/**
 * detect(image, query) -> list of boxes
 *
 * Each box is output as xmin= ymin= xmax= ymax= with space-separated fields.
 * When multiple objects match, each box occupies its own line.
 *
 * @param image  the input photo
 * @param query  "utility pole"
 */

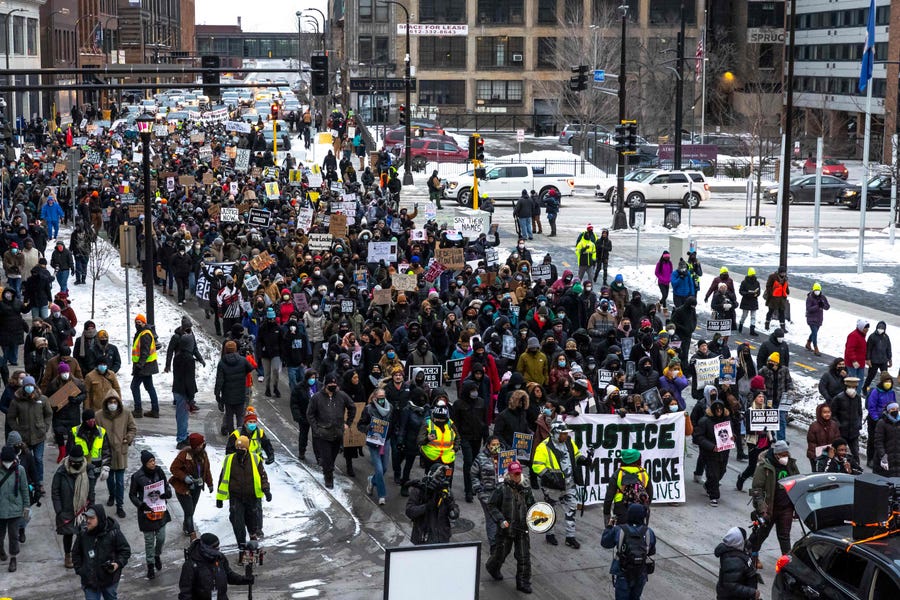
xmin=612 ymin=4 xmax=629 ymax=230
xmin=778 ymin=0 xmax=798 ymax=270
xmin=673 ymin=0 xmax=686 ymax=170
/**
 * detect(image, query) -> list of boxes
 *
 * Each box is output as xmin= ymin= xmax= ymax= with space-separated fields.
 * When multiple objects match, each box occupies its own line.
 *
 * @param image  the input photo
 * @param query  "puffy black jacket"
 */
xmin=818 ymin=359 xmax=846 ymax=404
xmin=493 ymin=407 xmax=531 ymax=449
xmin=405 ymin=481 xmax=459 ymax=545
xmin=756 ymin=328 xmax=789 ymax=370
xmin=255 ymin=320 xmax=282 ymax=359
xmin=307 ymin=389 xmax=356 ymax=442
xmin=453 ymin=381 xmax=486 ymax=442
xmin=867 ymin=323 xmax=893 ymax=364
xmin=23 ymin=265 xmax=54 ymax=307
xmin=715 ymin=543 xmax=758 ymax=599
xmin=692 ymin=400 xmax=732 ymax=455
xmin=214 ymin=353 xmax=253 ymax=405
xmin=0 ymin=296 xmax=28 ymax=346
xmin=170 ymin=251 xmax=193 ymax=278
xmin=178 ymin=538 xmax=251 ymax=600
xmin=875 ymin=415 xmax=900 ymax=477
xmin=72 ymin=506 xmax=131 ymax=591
xmin=830 ymin=390 xmax=863 ymax=441
xmin=128 ymin=465 xmax=172 ymax=532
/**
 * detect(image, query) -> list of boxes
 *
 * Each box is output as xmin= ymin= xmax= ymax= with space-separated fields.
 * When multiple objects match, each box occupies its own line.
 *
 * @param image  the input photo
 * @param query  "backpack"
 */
xmin=617 ymin=524 xmax=654 ymax=579
xmin=618 ymin=468 xmax=651 ymax=510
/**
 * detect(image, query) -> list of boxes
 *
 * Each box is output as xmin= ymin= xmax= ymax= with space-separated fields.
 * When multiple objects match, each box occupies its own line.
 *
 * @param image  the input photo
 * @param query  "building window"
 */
xmin=374 ymin=36 xmax=390 ymax=62
xmin=359 ymin=0 xmax=373 ymax=20
xmin=564 ymin=0 xmax=582 ymax=24
xmin=419 ymin=80 xmax=465 ymax=104
xmin=537 ymin=37 xmax=556 ymax=68
xmin=359 ymin=35 xmax=373 ymax=62
xmin=477 ymin=0 xmax=524 ymax=25
xmin=538 ymin=0 xmax=556 ymax=24
xmin=649 ymin=0 xmax=696 ymax=25
xmin=476 ymin=80 xmax=523 ymax=104
xmin=477 ymin=37 xmax=525 ymax=69
xmin=419 ymin=0 xmax=466 ymax=23
xmin=12 ymin=16 xmax=23 ymax=55
xmin=758 ymin=43 xmax=774 ymax=69
xmin=747 ymin=2 xmax=784 ymax=28
xmin=593 ymin=0 xmax=638 ymax=24
xmin=418 ymin=37 xmax=466 ymax=69
xmin=26 ymin=18 xmax=37 ymax=56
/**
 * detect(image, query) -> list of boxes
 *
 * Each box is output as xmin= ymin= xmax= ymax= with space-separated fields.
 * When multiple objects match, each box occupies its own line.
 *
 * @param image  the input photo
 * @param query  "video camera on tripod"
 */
xmin=851 ymin=473 xmax=900 ymax=540
xmin=239 ymin=539 xmax=266 ymax=600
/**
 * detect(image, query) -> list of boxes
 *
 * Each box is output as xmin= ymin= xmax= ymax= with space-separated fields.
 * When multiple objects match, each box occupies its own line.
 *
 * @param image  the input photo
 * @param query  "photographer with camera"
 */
xmin=747 ymin=440 xmax=798 ymax=570
xmin=71 ymin=503 xmax=131 ymax=600
xmin=178 ymin=532 xmax=254 ymax=600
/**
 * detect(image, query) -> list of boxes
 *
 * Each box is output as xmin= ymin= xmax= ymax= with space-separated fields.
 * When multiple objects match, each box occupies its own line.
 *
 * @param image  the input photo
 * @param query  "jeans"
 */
xmin=56 ymin=269 xmax=70 ymax=293
xmin=739 ymin=309 xmax=757 ymax=329
xmin=2 ymin=343 xmax=19 ymax=365
xmin=367 ymin=442 xmax=391 ymax=498
xmin=807 ymin=324 xmax=820 ymax=346
xmin=130 ymin=375 xmax=159 ymax=412
xmin=777 ymin=410 xmax=787 ymax=441
xmin=262 ymin=357 xmax=282 ymax=393
xmin=75 ymin=256 xmax=88 ymax=282
xmin=143 ymin=527 xmax=166 ymax=564
xmin=5 ymin=277 xmax=21 ymax=297
xmin=30 ymin=442 xmax=45 ymax=485
xmin=847 ymin=367 xmax=866 ymax=396
xmin=106 ymin=469 xmax=125 ymax=508
xmin=47 ymin=220 xmax=60 ymax=239
xmin=517 ymin=217 xmax=533 ymax=239
xmin=614 ymin=574 xmax=647 ymax=600
xmin=83 ymin=585 xmax=119 ymax=600
xmin=173 ymin=392 xmax=190 ymax=443
xmin=286 ymin=366 xmax=304 ymax=393
xmin=31 ymin=304 xmax=50 ymax=319
xmin=0 ymin=517 xmax=19 ymax=555
xmin=459 ymin=438 xmax=477 ymax=498
xmin=176 ymin=487 xmax=203 ymax=534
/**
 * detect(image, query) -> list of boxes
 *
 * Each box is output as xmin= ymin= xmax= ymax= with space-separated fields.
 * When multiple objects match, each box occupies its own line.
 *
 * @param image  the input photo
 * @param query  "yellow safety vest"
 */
xmin=70 ymin=425 xmax=106 ymax=461
xmin=131 ymin=330 xmax=158 ymax=363
xmin=232 ymin=428 xmax=265 ymax=458
xmin=613 ymin=466 xmax=650 ymax=503
xmin=216 ymin=453 xmax=263 ymax=501
xmin=421 ymin=418 xmax=456 ymax=464
xmin=532 ymin=437 xmax=581 ymax=474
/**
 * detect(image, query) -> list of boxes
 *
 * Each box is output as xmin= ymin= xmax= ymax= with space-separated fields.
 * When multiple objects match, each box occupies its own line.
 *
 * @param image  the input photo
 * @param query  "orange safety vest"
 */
xmin=772 ymin=279 xmax=788 ymax=298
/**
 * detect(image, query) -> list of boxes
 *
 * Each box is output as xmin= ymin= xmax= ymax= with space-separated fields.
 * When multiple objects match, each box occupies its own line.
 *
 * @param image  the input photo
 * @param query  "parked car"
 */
xmin=621 ymin=169 xmax=710 ymax=208
xmin=764 ymin=175 xmax=852 ymax=204
xmin=595 ymin=168 xmax=658 ymax=202
xmin=445 ymin=164 xmax=575 ymax=206
xmin=558 ymin=123 xmax=584 ymax=145
xmin=772 ymin=473 xmax=900 ymax=599
xmin=407 ymin=139 xmax=469 ymax=170
xmin=839 ymin=175 xmax=895 ymax=210
xmin=803 ymin=157 xmax=849 ymax=179
xmin=384 ymin=128 xmax=456 ymax=149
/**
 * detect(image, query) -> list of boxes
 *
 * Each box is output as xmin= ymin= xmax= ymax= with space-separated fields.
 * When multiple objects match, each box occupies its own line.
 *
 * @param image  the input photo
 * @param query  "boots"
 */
xmin=264 ymin=388 xmax=272 ymax=398
xmin=147 ymin=565 xmax=155 ymax=579
xmin=736 ymin=474 xmax=747 ymax=491
xmin=273 ymin=386 xmax=281 ymax=398
xmin=144 ymin=410 xmax=159 ymax=419
xmin=805 ymin=340 xmax=812 ymax=351
xmin=516 ymin=581 xmax=533 ymax=594
xmin=155 ymin=555 xmax=162 ymax=570
xmin=814 ymin=344 xmax=820 ymax=356
xmin=780 ymin=323 xmax=788 ymax=333
xmin=133 ymin=408 xmax=143 ymax=419
xmin=749 ymin=326 xmax=758 ymax=337
xmin=545 ymin=533 xmax=558 ymax=545
xmin=737 ymin=322 xmax=743 ymax=333
xmin=8 ymin=556 xmax=15 ymax=572
xmin=64 ymin=553 xmax=74 ymax=568
xmin=565 ymin=537 xmax=581 ymax=549
xmin=0 ymin=546 xmax=7 ymax=561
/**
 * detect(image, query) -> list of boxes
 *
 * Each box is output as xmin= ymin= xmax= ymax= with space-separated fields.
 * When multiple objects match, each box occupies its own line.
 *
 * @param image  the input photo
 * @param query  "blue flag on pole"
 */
xmin=858 ymin=0 xmax=876 ymax=92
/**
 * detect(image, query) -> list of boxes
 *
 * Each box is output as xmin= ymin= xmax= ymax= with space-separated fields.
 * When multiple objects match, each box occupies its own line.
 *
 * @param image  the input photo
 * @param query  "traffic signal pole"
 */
xmin=612 ymin=5 xmax=629 ymax=230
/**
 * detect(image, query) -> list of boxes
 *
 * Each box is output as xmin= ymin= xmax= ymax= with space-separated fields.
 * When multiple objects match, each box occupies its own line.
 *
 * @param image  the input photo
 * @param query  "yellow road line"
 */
xmin=562 ymin=262 xmax=570 ymax=267
xmin=793 ymin=362 xmax=818 ymax=372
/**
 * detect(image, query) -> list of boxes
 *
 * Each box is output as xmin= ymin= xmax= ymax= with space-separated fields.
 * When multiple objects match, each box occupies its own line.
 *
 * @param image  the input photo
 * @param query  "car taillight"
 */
xmin=566 ymin=178 xmax=575 ymax=188
xmin=703 ymin=183 xmax=710 ymax=191
xmin=780 ymin=479 xmax=797 ymax=493
xmin=775 ymin=555 xmax=791 ymax=573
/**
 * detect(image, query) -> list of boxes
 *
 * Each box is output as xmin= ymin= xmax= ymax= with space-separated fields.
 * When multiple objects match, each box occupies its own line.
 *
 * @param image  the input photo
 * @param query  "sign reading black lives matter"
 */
xmin=567 ymin=412 xmax=685 ymax=505
xmin=408 ymin=364 xmax=443 ymax=387
xmin=445 ymin=358 xmax=465 ymax=382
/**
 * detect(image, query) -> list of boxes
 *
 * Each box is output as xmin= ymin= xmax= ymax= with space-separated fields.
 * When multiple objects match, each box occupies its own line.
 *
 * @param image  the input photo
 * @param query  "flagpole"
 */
xmin=700 ymin=5 xmax=707 ymax=143
xmin=858 ymin=82 xmax=872 ymax=274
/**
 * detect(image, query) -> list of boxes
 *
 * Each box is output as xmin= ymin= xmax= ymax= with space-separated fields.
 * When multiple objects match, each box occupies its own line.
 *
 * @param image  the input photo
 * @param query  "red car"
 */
xmin=802 ymin=157 xmax=848 ymax=179
xmin=407 ymin=139 xmax=468 ymax=169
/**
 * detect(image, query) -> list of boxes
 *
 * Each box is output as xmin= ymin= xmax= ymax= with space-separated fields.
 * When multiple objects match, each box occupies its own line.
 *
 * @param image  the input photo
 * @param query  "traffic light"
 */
xmin=398 ymin=104 xmax=407 ymax=126
xmin=625 ymin=121 xmax=638 ymax=152
xmin=475 ymin=137 xmax=485 ymax=162
xmin=271 ymin=103 xmax=279 ymax=120
xmin=310 ymin=53 xmax=329 ymax=96
xmin=613 ymin=124 xmax=627 ymax=153
xmin=568 ymin=65 xmax=589 ymax=92
xmin=201 ymin=55 xmax=220 ymax=99
xmin=468 ymin=135 xmax=477 ymax=161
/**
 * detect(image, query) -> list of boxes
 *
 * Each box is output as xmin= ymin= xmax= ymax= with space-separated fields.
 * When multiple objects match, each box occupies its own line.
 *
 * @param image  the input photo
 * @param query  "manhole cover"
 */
xmin=451 ymin=518 xmax=475 ymax=534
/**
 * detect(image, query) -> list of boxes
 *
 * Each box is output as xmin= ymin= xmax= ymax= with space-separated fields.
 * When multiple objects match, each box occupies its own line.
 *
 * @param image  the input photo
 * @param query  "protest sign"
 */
xmin=367 ymin=242 xmax=397 ymax=263
xmin=289 ymin=169 xmax=304 ymax=183
xmin=190 ymin=133 xmax=205 ymax=144
xmin=249 ymin=251 xmax=275 ymax=272
xmin=308 ymin=233 xmax=333 ymax=251
xmin=206 ymin=204 xmax=221 ymax=221
xmin=749 ymin=409 xmax=780 ymax=432
xmin=264 ymin=182 xmax=280 ymax=199
xmin=706 ymin=319 xmax=733 ymax=333
xmin=179 ymin=175 xmax=196 ymax=187
xmin=407 ymin=365 xmax=442 ymax=387
xmin=248 ymin=209 xmax=272 ymax=228
xmin=329 ymin=213 xmax=348 ymax=238
xmin=513 ymin=432 xmax=534 ymax=461
xmin=195 ymin=262 xmax=234 ymax=303
xmin=372 ymin=288 xmax=392 ymax=305
xmin=501 ymin=334 xmax=516 ymax=359
xmin=243 ymin=274 xmax=260 ymax=292
xmin=445 ymin=358 xmax=466 ymax=382
xmin=198 ymin=146 xmax=213 ymax=162
xmin=229 ymin=181 xmax=239 ymax=196
xmin=411 ymin=229 xmax=427 ymax=242
xmin=202 ymin=172 xmax=215 ymax=186
xmin=435 ymin=247 xmax=464 ymax=269
xmin=353 ymin=270 xmax=368 ymax=288
xmin=49 ymin=380 xmax=81 ymax=411
xmin=341 ymin=299 xmax=355 ymax=314
xmin=567 ymin=412 xmax=685 ymax=505
xmin=366 ymin=418 xmax=390 ymax=446
xmin=597 ymin=369 xmax=614 ymax=388
xmin=423 ymin=261 xmax=445 ymax=283
xmin=484 ymin=247 xmax=499 ymax=267
xmin=235 ymin=149 xmax=250 ymax=172
xmin=296 ymin=207 xmax=314 ymax=232
xmin=128 ymin=204 xmax=144 ymax=218
xmin=454 ymin=214 xmax=488 ymax=236
xmin=641 ymin=387 xmax=663 ymax=413
xmin=425 ymin=202 xmax=437 ymax=221
xmin=292 ymin=293 xmax=310 ymax=313
xmin=714 ymin=421 xmax=735 ymax=451
xmin=531 ymin=264 xmax=553 ymax=280
xmin=225 ymin=120 xmax=252 ymax=134
xmin=693 ymin=357 xmax=720 ymax=386
xmin=719 ymin=359 xmax=737 ymax=385
xmin=220 ymin=207 xmax=239 ymax=223
xmin=497 ymin=450 xmax=517 ymax=482
xmin=391 ymin=273 xmax=417 ymax=291
xmin=166 ymin=176 xmax=175 ymax=192
xmin=263 ymin=167 xmax=280 ymax=179
xmin=143 ymin=480 xmax=167 ymax=513
xmin=344 ymin=402 xmax=367 ymax=447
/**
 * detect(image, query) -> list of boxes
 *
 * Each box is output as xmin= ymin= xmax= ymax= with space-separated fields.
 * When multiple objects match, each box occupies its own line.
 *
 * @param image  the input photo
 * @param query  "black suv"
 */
xmin=772 ymin=473 xmax=900 ymax=599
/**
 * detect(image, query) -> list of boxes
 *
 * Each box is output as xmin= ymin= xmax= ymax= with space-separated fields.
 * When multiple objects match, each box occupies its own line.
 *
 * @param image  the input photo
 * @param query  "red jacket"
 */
xmin=845 ymin=329 xmax=868 ymax=366
xmin=460 ymin=352 xmax=501 ymax=397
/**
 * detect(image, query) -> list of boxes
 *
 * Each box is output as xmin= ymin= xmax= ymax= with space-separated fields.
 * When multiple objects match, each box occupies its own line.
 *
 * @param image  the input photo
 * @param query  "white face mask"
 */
xmin=1 ymin=461 xmax=12 ymax=469
xmin=61 ymin=372 xmax=70 ymax=381
xmin=846 ymin=387 xmax=857 ymax=398
xmin=108 ymin=403 xmax=118 ymax=412
xmin=813 ymin=290 xmax=821 ymax=296
xmin=777 ymin=456 xmax=789 ymax=465
xmin=776 ymin=337 xmax=784 ymax=344
xmin=877 ymin=328 xmax=885 ymax=335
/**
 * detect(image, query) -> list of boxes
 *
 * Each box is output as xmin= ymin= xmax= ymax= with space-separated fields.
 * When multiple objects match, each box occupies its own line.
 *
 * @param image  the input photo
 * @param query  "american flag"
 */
xmin=695 ymin=32 xmax=704 ymax=81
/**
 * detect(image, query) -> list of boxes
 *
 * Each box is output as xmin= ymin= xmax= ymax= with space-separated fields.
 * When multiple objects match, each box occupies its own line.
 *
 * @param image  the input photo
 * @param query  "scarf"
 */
xmin=65 ymin=458 xmax=90 ymax=516
xmin=373 ymin=398 xmax=391 ymax=418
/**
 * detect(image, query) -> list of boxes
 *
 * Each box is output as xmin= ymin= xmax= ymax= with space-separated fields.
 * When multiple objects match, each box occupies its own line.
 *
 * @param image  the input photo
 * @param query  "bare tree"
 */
xmin=88 ymin=236 xmax=116 ymax=319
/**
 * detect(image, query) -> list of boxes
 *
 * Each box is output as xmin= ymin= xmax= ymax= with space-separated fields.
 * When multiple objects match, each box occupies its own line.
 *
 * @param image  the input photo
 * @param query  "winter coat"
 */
xmin=750 ymin=451 xmax=799 ymax=516
xmin=867 ymin=385 xmax=897 ymax=421
xmin=214 ymin=353 xmax=253 ymax=406
xmin=169 ymin=447 xmax=214 ymax=497
xmin=759 ymin=364 xmax=792 ymax=409
xmin=90 ymin=341 xmax=122 ymax=374
xmin=453 ymin=382 xmax=486 ymax=442
xmin=658 ymin=370 xmax=690 ymax=410
xmin=166 ymin=327 xmax=205 ymax=399
xmin=72 ymin=506 xmax=131 ymax=591
xmin=845 ymin=328 xmax=868 ymax=367
xmin=307 ymin=389 xmax=356 ymax=442
xmin=711 ymin=290 xmax=738 ymax=325
xmin=806 ymin=404 xmax=841 ymax=461
xmin=493 ymin=407 xmax=531 ymax=450
xmin=405 ymin=481 xmax=459 ymax=545
xmin=818 ymin=360 xmax=846 ymax=405
xmin=875 ymin=415 xmax=900 ymax=477
xmin=654 ymin=256 xmax=673 ymax=285
xmin=128 ymin=465 xmax=172 ymax=532
xmin=256 ymin=320 xmax=282 ymax=359
xmin=290 ymin=381 xmax=316 ymax=425
xmin=95 ymin=393 xmax=137 ymax=471
xmin=0 ymin=462 xmax=29 ymax=519
xmin=693 ymin=400 xmax=732 ymax=456
xmin=178 ymin=538 xmax=251 ymax=600
xmin=830 ymin=390 xmax=863 ymax=441
xmin=7 ymin=387 xmax=52 ymax=445
xmin=50 ymin=246 xmax=75 ymax=271
xmin=671 ymin=269 xmax=696 ymax=297
xmin=398 ymin=398 xmax=429 ymax=447
xmin=671 ymin=300 xmax=698 ymax=341
xmin=23 ymin=265 xmax=54 ymax=307
xmin=52 ymin=461 xmax=97 ymax=535
xmin=867 ymin=322 xmax=893 ymax=364
xmin=486 ymin=477 xmax=535 ymax=534
xmin=715 ymin=543 xmax=758 ymax=600
xmin=0 ymin=296 xmax=28 ymax=346
xmin=805 ymin=292 xmax=830 ymax=327
xmin=515 ymin=349 xmax=548 ymax=385
xmin=131 ymin=328 xmax=159 ymax=377
xmin=738 ymin=276 xmax=761 ymax=311
xmin=471 ymin=446 xmax=501 ymax=504
xmin=47 ymin=375 xmax=86 ymax=435
xmin=756 ymin=329 xmax=789 ymax=370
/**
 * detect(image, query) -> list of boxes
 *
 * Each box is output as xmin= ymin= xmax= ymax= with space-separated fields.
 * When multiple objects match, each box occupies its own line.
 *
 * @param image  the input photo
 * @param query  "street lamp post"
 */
xmin=2 ymin=8 xmax=26 ymax=125
xmin=303 ymin=8 xmax=327 ymax=54
xmin=379 ymin=0 xmax=413 ymax=185
xmin=612 ymin=4 xmax=629 ymax=230
xmin=135 ymin=112 xmax=155 ymax=325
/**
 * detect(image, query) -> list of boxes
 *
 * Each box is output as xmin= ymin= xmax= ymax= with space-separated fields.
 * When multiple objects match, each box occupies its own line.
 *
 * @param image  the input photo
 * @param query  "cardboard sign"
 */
xmin=220 ymin=207 xmax=239 ymax=223
xmin=423 ymin=261 xmax=445 ymax=283
xmin=54 ymin=162 xmax=66 ymax=174
xmin=248 ymin=208 xmax=272 ymax=228
xmin=226 ymin=146 xmax=238 ymax=159
xmin=497 ymin=450 xmax=517 ymax=482
xmin=308 ymin=233 xmax=333 ymax=251
xmin=445 ymin=358 xmax=466 ymax=382
xmin=749 ymin=409 xmax=780 ymax=432
xmin=265 ymin=182 xmax=280 ymax=199
xmin=206 ymin=204 xmax=221 ymax=220
xmin=344 ymin=402 xmax=366 ymax=447
xmin=179 ymin=175 xmax=196 ymax=187
xmin=190 ymin=133 xmax=205 ymax=144
xmin=243 ymin=189 xmax=257 ymax=200
xmin=293 ymin=292 xmax=310 ymax=313
xmin=367 ymin=242 xmax=397 ymax=264
xmin=407 ymin=364 xmax=443 ymax=387
xmin=411 ymin=229 xmax=427 ymax=242
xmin=513 ymin=432 xmax=534 ymax=461
xmin=235 ymin=149 xmax=250 ymax=172
xmin=435 ymin=247 xmax=464 ymax=269
xmin=202 ymin=172 xmax=215 ymax=185
xmin=128 ymin=204 xmax=144 ymax=218
xmin=329 ymin=213 xmax=348 ymax=238
xmin=693 ymin=357 xmax=720 ymax=386
xmin=366 ymin=417 xmax=390 ymax=446
xmin=391 ymin=273 xmax=418 ymax=291
xmin=706 ymin=319 xmax=733 ymax=333
xmin=714 ymin=421 xmax=735 ymax=451
xmin=249 ymin=251 xmax=275 ymax=272
xmin=372 ymin=288 xmax=392 ymax=305
xmin=49 ymin=380 xmax=81 ymax=411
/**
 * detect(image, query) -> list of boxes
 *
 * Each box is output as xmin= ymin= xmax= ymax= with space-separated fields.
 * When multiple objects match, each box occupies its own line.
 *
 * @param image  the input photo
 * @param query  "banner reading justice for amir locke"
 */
xmin=567 ymin=412 xmax=685 ymax=506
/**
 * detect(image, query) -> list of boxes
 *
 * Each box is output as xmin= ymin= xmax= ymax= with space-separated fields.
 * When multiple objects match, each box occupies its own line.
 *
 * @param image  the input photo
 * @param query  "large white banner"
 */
xmin=566 ymin=412 xmax=685 ymax=506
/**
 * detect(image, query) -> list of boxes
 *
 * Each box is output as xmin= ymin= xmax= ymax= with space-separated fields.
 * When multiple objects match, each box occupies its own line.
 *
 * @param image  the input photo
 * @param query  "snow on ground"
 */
xmin=804 ymin=272 xmax=894 ymax=295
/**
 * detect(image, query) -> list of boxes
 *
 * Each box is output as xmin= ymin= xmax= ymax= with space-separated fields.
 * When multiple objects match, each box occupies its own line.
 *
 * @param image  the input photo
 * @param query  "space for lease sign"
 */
xmin=566 ymin=412 xmax=685 ymax=506
xmin=397 ymin=24 xmax=468 ymax=36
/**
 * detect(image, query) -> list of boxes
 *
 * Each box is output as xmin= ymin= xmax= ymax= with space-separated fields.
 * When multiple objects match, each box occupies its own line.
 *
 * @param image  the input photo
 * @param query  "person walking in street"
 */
xmin=693 ymin=393 xmax=733 ymax=507
xmin=603 ymin=448 xmax=651 ymax=524
xmin=48 ymin=361 xmax=87 ymax=462
xmin=6 ymin=375 xmax=51 ymax=495
xmin=427 ymin=170 xmax=443 ymax=209
xmin=654 ymin=251 xmax=673 ymax=308
xmin=178 ymin=532 xmax=254 ymax=600
xmin=715 ymin=526 xmax=760 ymax=600
xmin=529 ymin=190 xmax=543 ymax=235
xmin=671 ymin=259 xmax=696 ymax=309
xmin=472 ymin=436 xmax=504 ymax=552
xmin=416 ymin=399 xmax=458 ymax=479
xmin=225 ymin=408 xmax=275 ymax=537
xmin=71 ymin=503 xmax=131 ymax=600
xmin=748 ymin=440 xmax=798 ymax=568
xmin=544 ymin=189 xmax=560 ymax=238
xmin=759 ymin=352 xmax=793 ymax=441
xmin=816 ymin=438 xmax=862 ymax=475
xmin=513 ymin=190 xmax=534 ymax=240
xmin=165 ymin=316 xmax=205 ymax=448
xmin=215 ymin=435 xmax=271 ymax=549
xmin=600 ymin=503 xmax=656 ymax=600
xmin=736 ymin=386 xmax=773 ymax=492
xmin=68 ymin=409 xmax=111 ymax=490
xmin=864 ymin=321 xmax=893 ymax=393
xmin=128 ymin=450 xmax=172 ymax=580
xmin=307 ymin=373 xmax=356 ymax=489
xmin=485 ymin=460 xmax=535 ymax=594
xmin=169 ymin=433 xmax=214 ymax=541
xmin=763 ymin=266 xmax=790 ymax=332
xmin=874 ymin=401 xmax=900 ymax=477
xmin=532 ymin=421 xmax=587 ymax=548
xmin=737 ymin=268 xmax=761 ymax=336
xmin=215 ymin=340 xmax=254 ymax=437
xmin=829 ymin=376 xmax=863 ymax=463
xmin=594 ymin=228 xmax=612 ymax=284
xmin=0 ymin=445 xmax=29 ymax=572
xmin=575 ymin=232 xmax=597 ymax=283
xmin=804 ymin=283 xmax=829 ymax=356
xmin=846 ymin=320 xmax=870 ymax=397
xmin=357 ymin=390 xmax=394 ymax=506
xmin=95 ymin=391 xmax=135 ymax=519
xmin=52 ymin=445 xmax=96 ymax=569
xmin=806 ymin=403 xmax=841 ymax=471
xmin=130 ymin=314 xmax=159 ymax=419
xmin=405 ymin=462 xmax=459 ymax=545
xmin=867 ymin=371 xmax=896 ymax=469
xmin=290 ymin=368 xmax=317 ymax=461
xmin=83 ymin=356 xmax=121 ymax=412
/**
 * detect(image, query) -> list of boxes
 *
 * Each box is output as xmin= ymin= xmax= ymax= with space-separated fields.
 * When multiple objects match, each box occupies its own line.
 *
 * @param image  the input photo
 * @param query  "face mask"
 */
xmin=1 ymin=461 xmax=12 ymax=469
xmin=61 ymin=373 xmax=70 ymax=381
xmin=517 ymin=244 xmax=525 ymax=250
xmin=52 ymin=311 xmax=61 ymax=318
xmin=776 ymin=337 xmax=784 ymax=344
xmin=885 ymin=383 xmax=893 ymax=391
xmin=846 ymin=387 xmax=857 ymax=398
xmin=669 ymin=405 xmax=679 ymax=412
xmin=558 ymin=360 xmax=566 ymax=367
xmin=108 ymin=403 xmax=118 ymax=412
xmin=327 ymin=384 xmax=338 ymax=393
xmin=469 ymin=391 xmax=478 ymax=399
xmin=623 ymin=324 xmax=631 ymax=331
xmin=539 ymin=300 xmax=546 ymax=307
xmin=891 ymin=411 xmax=900 ymax=420
xmin=489 ymin=445 xmax=500 ymax=455
xmin=456 ymin=279 xmax=463 ymax=286
xmin=307 ymin=377 xmax=317 ymax=386
xmin=813 ymin=290 xmax=821 ymax=296
xmin=585 ymin=286 xmax=592 ymax=292
xmin=878 ymin=328 xmax=886 ymax=334
xmin=10 ymin=249 xmax=17 ymax=255
xmin=246 ymin=423 xmax=258 ymax=432
xmin=98 ymin=365 xmax=108 ymax=374
xmin=70 ymin=459 xmax=84 ymax=469
xmin=387 ymin=351 xmax=396 ymax=359
xmin=314 ymin=270 xmax=321 ymax=276
xmin=777 ymin=456 xmax=789 ymax=465
xmin=24 ymin=385 xmax=34 ymax=394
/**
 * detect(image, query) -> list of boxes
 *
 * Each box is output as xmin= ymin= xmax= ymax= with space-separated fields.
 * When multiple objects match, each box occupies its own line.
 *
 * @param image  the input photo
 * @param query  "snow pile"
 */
xmin=804 ymin=272 xmax=893 ymax=295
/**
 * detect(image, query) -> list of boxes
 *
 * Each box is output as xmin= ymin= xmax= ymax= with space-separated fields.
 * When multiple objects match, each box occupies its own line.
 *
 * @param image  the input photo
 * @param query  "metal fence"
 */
xmin=415 ymin=157 xmax=591 ymax=176
xmin=436 ymin=113 xmax=559 ymax=135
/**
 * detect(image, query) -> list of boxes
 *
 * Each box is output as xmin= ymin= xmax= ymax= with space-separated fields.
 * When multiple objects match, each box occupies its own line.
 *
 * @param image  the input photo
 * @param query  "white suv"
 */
xmin=623 ymin=170 xmax=710 ymax=208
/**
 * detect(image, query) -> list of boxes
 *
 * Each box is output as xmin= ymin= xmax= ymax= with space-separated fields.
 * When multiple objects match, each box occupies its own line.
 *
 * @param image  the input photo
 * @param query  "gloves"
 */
xmin=184 ymin=475 xmax=195 ymax=487
xmin=140 ymin=502 xmax=151 ymax=512
xmin=208 ymin=484 xmax=215 ymax=494
xmin=265 ymin=456 xmax=274 ymax=465
xmin=216 ymin=499 xmax=223 ymax=508
xmin=264 ymin=490 xmax=272 ymax=502
xmin=161 ymin=491 xmax=172 ymax=499
xmin=218 ymin=401 xmax=225 ymax=413
xmin=617 ymin=409 xmax=627 ymax=418
xmin=99 ymin=466 xmax=110 ymax=482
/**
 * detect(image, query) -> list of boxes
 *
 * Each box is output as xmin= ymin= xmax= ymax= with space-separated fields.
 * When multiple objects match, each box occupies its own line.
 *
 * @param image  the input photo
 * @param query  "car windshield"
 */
xmin=868 ymin=176 xmax=890 ymax=189
xmin=823 ymin=159 xmax=842 ymax=166
xmin=627 ymin=170 xmax=655 ymax=182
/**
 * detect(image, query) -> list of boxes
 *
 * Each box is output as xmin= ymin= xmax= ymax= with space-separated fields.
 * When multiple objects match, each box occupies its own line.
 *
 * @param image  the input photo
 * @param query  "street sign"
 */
xmin=516 ymin=129 xmax=525 ymax=143
xmin=593 ymin=69 xmax=605 ymax=82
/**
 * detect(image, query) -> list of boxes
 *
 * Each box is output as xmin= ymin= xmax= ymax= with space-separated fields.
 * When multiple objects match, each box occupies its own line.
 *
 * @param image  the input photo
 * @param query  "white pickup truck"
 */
xmin=445 ymin=164 xmax=575 ymax=206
